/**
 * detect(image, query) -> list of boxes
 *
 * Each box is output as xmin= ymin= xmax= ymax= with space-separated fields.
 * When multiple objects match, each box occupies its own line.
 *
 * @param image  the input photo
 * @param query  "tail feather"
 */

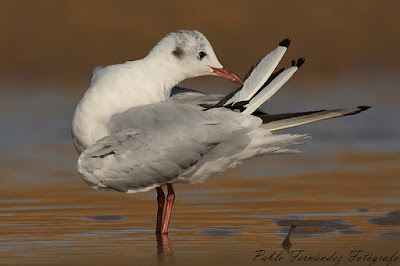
xmin=260 ymin=106 xmax=371 ymax=131
xmin=225 ymin=38 xmax=290 ymax=105
xmin=214 ymin=67 xmax=285 ymax=108
xmin=242 ymin=60 xmax=303 ymax=115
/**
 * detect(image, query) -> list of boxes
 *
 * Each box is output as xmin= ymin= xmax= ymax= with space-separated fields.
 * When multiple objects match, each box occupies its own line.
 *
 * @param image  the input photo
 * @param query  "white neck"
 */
xmin=72 ymin=55 xmax=186 ymax=153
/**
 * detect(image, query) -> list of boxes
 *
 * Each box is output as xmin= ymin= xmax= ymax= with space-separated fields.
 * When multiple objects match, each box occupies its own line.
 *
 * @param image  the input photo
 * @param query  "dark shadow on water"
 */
xmin=86 ymin=215 xmax=124 ymax=222
xmin=341 ymin=229 xmax=368 ymax=235
xmin=379 ymin=231 xmax=400 ymax=239
xmin=366 ymin=210 xmax=400 ymax=226
xmin=277 ymin=219 xmax=358 ymax=238
xmin=196 ymin=230 xmax=242 ymax=236
xmin=216 ymin=227 xmax=246 ymax=230
xmin=387 ymin=211 xmax=400 ymax=218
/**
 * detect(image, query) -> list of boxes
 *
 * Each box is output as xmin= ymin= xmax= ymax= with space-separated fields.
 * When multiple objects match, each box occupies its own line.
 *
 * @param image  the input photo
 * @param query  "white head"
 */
xmin=147 ymin=30 xmax=242 ymax=85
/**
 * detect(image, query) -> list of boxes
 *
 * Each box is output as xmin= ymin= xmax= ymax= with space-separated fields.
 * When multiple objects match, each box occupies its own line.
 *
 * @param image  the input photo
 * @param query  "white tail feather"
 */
xmin=225 ymin=46 xmax=287 ymax=105
xmin=242 ymin=66 xmax=298 ymax=115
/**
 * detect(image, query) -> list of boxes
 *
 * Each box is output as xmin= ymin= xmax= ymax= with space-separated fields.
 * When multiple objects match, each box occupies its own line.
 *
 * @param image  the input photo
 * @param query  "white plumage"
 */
xmin=224 ymin=40 xmax=289 ymax=105
xmin=72 ymin=30 xmax=368 ymax=195
xmin=242 ymin=66 xmax=298 ymax=115
xmin=72 ymin=30 xmax=224 ymax=153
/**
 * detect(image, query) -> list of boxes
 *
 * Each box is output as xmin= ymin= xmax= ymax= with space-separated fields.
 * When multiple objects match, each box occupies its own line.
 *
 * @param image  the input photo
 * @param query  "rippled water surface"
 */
xmin=0 ymin=80 xmax=399 ymax=265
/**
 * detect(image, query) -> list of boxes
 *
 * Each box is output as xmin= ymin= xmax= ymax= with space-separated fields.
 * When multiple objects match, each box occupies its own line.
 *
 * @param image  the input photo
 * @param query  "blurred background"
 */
xmin=1 ymin=0 xmax=399 ymax=91
xmin=0 ymin=1 xmax=399 ymax=264
xmin=1 ymin=0 xmax=398 ymax=180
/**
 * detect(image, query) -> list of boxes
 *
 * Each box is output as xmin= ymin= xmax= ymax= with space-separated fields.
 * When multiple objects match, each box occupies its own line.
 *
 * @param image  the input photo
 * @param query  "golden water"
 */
xmin=1 ymin=152 xmax=399 ymax=265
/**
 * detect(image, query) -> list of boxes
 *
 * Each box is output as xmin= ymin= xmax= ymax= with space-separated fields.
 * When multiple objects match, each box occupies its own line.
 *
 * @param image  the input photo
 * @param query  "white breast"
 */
xmin=71 ymin=59 xmax=178 ymax=154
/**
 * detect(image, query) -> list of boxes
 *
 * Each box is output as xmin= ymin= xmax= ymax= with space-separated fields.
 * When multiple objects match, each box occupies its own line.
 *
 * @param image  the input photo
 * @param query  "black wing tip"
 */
xmin=279 ymin=38 xmax=291 ymax=48
xmin=343 ymin=105 xmax=371 ymax=117
xmin=291 ymin=58 xmax=305 ymax=68
xmin=297 ymin=58 xmax=305 ymax=68
xmin=343 ymin=105 xmax=371 ymax=116
xmin=357 ymin=106 xmax=372 ymax=112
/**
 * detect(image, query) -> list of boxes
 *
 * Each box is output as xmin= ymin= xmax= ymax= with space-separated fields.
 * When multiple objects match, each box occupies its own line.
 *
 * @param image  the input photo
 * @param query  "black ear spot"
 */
xmin=172 ymin=46 xmax=184 ymax=58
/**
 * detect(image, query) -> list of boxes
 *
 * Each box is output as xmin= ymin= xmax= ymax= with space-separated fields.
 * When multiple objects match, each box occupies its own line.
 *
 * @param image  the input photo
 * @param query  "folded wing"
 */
xmin=77 ymin=103 xmax=262 ymax=193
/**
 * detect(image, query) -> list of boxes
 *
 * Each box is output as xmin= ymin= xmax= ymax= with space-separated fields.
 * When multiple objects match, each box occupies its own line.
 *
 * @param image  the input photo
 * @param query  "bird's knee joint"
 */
xmin=167 ymin=194 xmax=175 ymax=201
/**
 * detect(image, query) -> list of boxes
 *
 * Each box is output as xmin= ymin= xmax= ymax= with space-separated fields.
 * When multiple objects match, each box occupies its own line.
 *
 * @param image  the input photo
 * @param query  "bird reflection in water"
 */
xmin=156 ymin=233 xmax=174 ymax=262
xmin=281 ymin=225 xmax=296 ymax=251
xmin=155 ymin=225 xmax=296 ymax=262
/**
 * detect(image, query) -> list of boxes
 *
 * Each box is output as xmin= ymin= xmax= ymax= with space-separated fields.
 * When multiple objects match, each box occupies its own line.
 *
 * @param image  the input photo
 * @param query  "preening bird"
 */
xmin=72 ymin=30 xmax=369 ymax=234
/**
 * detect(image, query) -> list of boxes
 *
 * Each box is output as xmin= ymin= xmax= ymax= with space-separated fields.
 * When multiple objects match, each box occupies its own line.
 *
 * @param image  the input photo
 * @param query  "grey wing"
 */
xmin=77 ymin=102 xmax=259 ymax=193
xmin=77 ymin=128 xmax=208 ymax=193
xmin=169 ymin=86 xmax=224 ymax=106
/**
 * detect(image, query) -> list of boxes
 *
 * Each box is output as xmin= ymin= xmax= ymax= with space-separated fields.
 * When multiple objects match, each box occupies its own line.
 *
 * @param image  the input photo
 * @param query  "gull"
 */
xmin=72 ymin=30 xmax=369 ymax=235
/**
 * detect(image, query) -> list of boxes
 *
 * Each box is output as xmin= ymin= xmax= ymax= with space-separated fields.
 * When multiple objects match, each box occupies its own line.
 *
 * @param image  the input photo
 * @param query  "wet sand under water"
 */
xmin=0 ymin=152 xmax=399 ymax=265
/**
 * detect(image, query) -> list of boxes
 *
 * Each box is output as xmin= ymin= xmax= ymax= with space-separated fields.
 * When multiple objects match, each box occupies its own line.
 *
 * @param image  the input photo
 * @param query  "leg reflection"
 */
xmin=156 ymin=233 xmax=174 ymax=262
xmin=281 ymin=225 xmax=296 ymax=251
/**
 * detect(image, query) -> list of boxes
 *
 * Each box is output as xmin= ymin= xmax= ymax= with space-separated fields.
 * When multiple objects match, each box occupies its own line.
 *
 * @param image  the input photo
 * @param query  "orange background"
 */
xmin=1 ymin=0 xmax=399 ymax=93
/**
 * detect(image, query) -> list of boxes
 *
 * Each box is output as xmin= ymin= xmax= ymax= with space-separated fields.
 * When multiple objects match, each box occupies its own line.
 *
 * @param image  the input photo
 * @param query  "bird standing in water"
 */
xmin=72 ymin=30 xmax=369 ymax=234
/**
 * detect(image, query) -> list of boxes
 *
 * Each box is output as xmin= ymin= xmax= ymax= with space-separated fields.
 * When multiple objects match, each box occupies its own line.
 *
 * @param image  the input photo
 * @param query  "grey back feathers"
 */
xmin=77 ymin=102 xmax=311 ymax=193
xmin=77 ymin=34 xmax=370 ymax=194
xmin=77 ymin=103 xmax=264 ymax=193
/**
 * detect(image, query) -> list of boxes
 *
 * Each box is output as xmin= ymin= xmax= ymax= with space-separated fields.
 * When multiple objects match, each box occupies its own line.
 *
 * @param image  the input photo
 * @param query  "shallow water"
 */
xmin=1 ymin=165 xmax=399 ymax=265
xmin=0 ymin=80 xmax=399 ymax=265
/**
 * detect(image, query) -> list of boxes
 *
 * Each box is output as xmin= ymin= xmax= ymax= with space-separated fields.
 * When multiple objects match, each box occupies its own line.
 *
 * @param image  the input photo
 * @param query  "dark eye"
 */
xmin=198 ymin=51 xmax=207 ymax=60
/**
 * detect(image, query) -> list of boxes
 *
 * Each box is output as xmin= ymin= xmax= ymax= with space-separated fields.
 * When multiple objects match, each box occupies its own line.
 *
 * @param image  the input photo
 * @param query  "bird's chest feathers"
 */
xmin=73 ymin=81 xmax=171 ymax=151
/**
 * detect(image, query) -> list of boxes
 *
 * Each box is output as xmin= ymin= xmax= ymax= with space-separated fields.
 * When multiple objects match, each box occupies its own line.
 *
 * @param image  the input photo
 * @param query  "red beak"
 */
xmin=210 ymin=67 xmax=243 ymax=86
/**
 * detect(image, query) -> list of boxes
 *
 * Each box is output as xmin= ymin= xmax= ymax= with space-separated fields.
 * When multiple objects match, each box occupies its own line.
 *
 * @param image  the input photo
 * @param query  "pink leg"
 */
xmin=156 ymin=187 xmax=165 ymax=234
xmin=161 ymin=183 xmax=175 ymax=235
